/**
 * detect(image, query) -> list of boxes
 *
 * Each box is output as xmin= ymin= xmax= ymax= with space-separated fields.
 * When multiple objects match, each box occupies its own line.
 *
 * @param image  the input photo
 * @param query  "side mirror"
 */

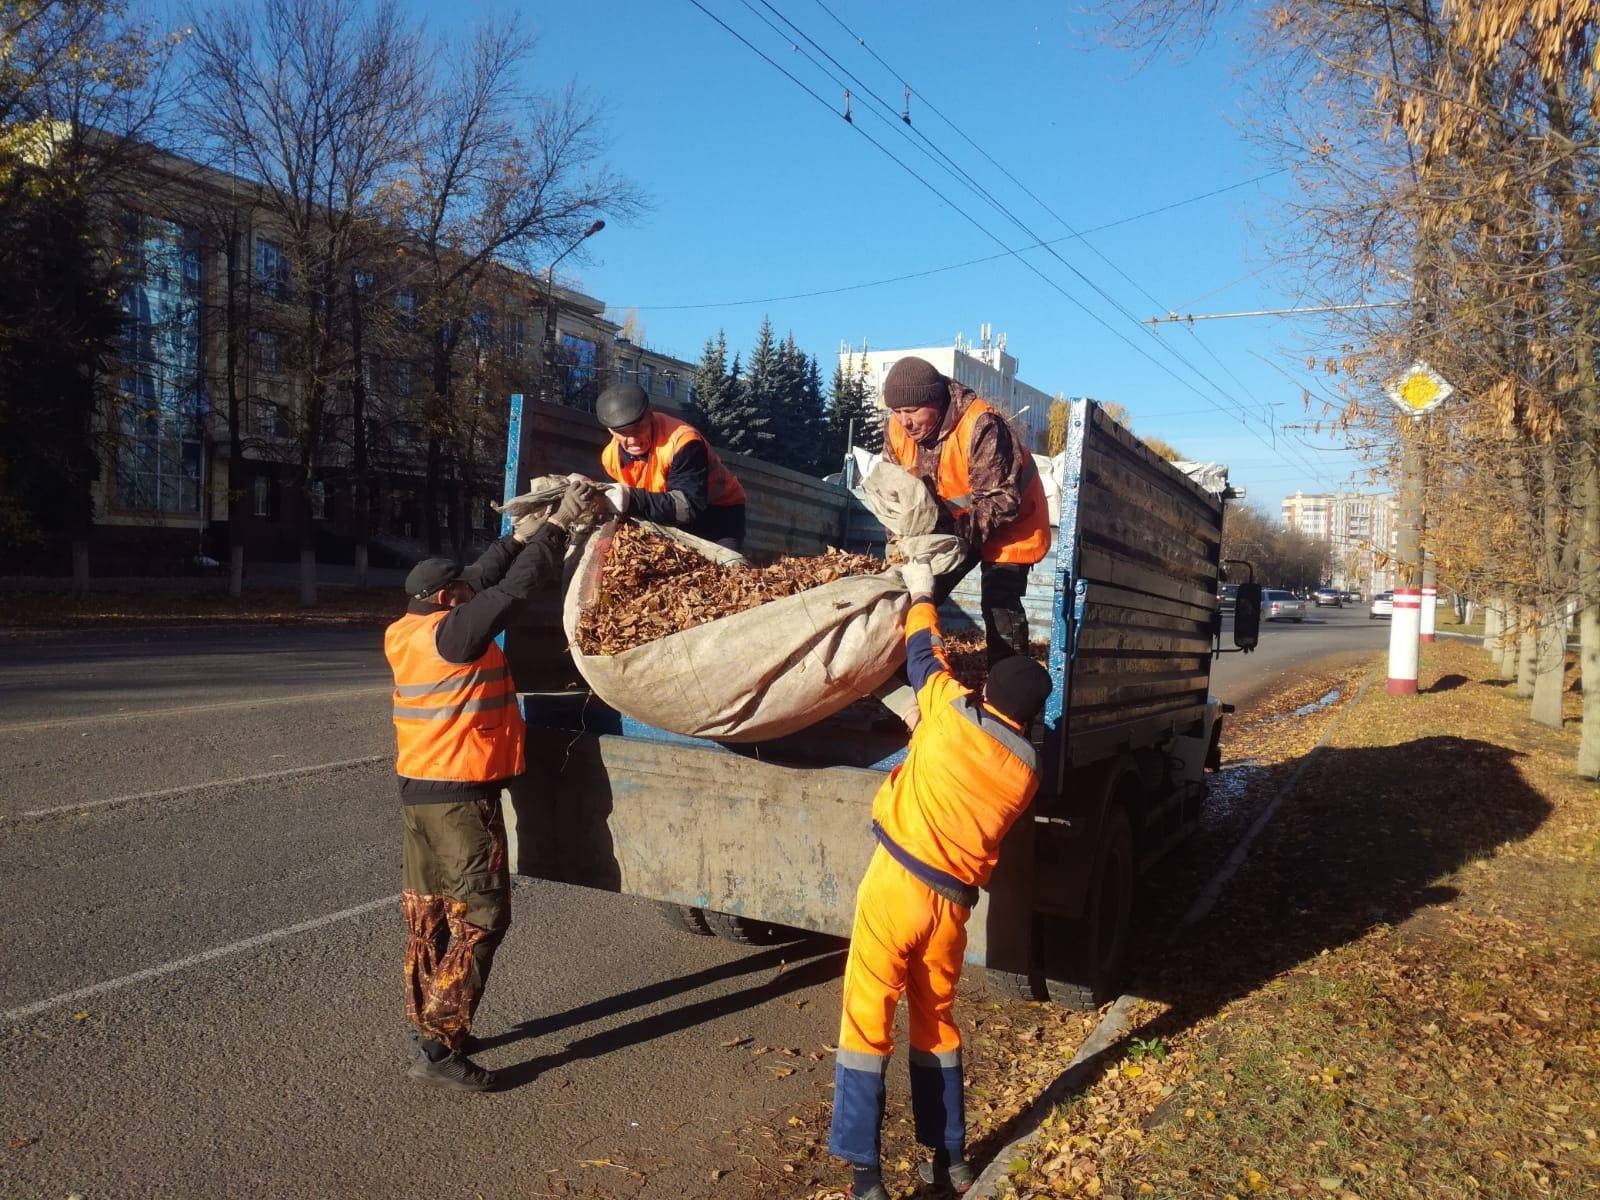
xmin=1233 ymin=582 xmax=1262 ymax=651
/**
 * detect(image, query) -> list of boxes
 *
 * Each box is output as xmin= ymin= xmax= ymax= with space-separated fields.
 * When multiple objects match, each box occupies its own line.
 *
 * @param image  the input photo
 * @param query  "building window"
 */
xmin=352 ymin=268 xmax=375 ymax=292
xmin=615 ymin=357 xmax=633 ymax=382
xmin=253 ymin=474 xmax=270 ymax=517
xmin=392 ymin=359 xmax=412 ymax=396
xmin=560 ymin=333 xmax=598 ymax=405
xmin=310 ymin=479 xmax=326 ymax=520
xmin=664 ymin=374 xmax=677 ymax=401
xmin=638 ymin=362 xmax=654 ymax=395
xmin=117 ymin=214 xmax=203 ymax=514
xmin=255 ymin=237 xmax=289 ymax=300
xmin=470 ymin=307 xmax=493 ymax=349
xmin=252 ymin=329 xmax=281 ymax=373
xmin=395 ymin=289 xmax=416 ymax=330
xmin=508 ymin=316 xmax=526 ymax=360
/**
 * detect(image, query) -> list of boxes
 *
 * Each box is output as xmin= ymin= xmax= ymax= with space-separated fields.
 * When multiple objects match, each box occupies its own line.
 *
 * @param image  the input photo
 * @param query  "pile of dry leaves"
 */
xmin=575 ymin=523 xmax=885 ymax=655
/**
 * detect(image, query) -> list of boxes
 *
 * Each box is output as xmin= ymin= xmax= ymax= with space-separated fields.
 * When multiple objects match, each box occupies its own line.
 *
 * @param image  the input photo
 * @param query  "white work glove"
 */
xmin=900 ymin=560 xmax=935 ymax=599
xmin=566 ymin=472 xmax=591 ymax=485
xmin=604 ymin=482 xmax=630 ymax=515
xmin=550 ymin=481 xmax=600 ymax=530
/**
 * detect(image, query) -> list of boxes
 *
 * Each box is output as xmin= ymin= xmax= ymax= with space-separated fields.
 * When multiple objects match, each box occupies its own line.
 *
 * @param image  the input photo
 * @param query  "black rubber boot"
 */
xmin=407 ymin=1047 xmax=497 ymax=1092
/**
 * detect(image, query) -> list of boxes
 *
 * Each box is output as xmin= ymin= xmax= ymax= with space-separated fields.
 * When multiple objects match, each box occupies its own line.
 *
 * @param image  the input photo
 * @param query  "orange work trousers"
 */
xmin=829 ymin=846 xmax=969 ymax=1166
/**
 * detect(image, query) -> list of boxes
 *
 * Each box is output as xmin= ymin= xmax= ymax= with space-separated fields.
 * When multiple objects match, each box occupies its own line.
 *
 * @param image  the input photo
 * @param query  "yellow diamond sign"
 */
xmin=1385 ymin=360 xmax=1454 ymax=416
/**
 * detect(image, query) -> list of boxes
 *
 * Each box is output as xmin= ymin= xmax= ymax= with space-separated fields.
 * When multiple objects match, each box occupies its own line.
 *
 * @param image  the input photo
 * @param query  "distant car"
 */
xmin=1370 ymin=591 xmax=1394 ymax=619
xmin=1217 ymin=582 xmax=1241 ymax=616
xmin=1263 ymin=589 xmax=1306 ymax=622
xmin=1314 ymin=587 xmax=1343 ymax=608
xmin=1342 ymin=590 xmax=1362 ymax=603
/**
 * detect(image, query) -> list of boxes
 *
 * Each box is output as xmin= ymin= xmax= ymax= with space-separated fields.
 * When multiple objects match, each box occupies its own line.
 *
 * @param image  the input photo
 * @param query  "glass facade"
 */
xmin=117 ymin=214 xmax=203 ymax=514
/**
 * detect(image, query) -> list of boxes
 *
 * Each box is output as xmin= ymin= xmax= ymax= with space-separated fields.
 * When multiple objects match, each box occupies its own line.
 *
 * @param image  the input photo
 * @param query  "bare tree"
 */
xmin=183 ymin=0 xmax=423 ymax=604
xmin=383 ymin=16 xmax=644 ymax=554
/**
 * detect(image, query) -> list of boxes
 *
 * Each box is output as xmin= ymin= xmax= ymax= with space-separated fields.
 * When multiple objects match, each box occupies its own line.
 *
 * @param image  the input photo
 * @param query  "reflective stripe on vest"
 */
xmin=887 ymin=397 xmax=1050 ymax=565
xmin=384 ymin=611 xmax=525 ymax=783
xmin=601 ymin=413 xmax=746 ymax=508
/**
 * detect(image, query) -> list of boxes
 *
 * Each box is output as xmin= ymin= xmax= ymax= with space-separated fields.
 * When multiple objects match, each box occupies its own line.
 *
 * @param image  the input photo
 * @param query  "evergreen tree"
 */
xmin=799 ymin=352 xmax=827 ymax=475
xmin=691 ymin=330 xmax=731 ymax=432
xmin=826 ymin=352 xmax=854 ymax=476
xmin=741 ymin=317 xmax=781 ymax=456
xmin=853 ymin=349 xmax=884 ymax=452
xmin=702 ymin=347 xmax=771 ymax=458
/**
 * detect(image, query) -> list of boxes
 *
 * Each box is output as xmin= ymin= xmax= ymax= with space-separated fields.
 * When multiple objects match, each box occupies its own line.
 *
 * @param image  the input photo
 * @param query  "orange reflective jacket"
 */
xmin=870 ymin=600 xmax=1041 ymax=887
xmin=886 ymin=397 xmax=1049 ymax=565
xmin=385 ymin=610 xmax=525 ymax=783
xmin=601 ymin=413 xmax=746 ymax=507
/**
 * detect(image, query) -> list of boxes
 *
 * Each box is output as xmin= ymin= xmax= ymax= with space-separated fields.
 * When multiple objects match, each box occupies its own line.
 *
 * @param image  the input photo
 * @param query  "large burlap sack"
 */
xmin=494 ymin=474 xmax=613 ymax=538
xmin=564 ymin=521 xmax=913 ymax=742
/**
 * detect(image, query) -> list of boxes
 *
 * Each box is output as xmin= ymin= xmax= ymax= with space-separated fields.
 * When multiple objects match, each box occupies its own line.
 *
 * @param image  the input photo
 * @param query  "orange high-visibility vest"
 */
xmin=385 ymin=610 xmax=525 ymax=783
xmin=886 ymin=397 xmax=1049 ymax=565
xmin=870 ymin=600 xmax=1041 ymax=887
xmin=601 ymin=413 xmax=746 ymax=508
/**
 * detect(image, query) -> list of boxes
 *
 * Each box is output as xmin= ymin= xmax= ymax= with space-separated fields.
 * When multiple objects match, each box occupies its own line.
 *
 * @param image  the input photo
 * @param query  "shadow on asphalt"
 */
xmin=492 ymin=944 xmax=847 ymax=1091
xmin=969 ymin=734 xmax=1550 ymax=1164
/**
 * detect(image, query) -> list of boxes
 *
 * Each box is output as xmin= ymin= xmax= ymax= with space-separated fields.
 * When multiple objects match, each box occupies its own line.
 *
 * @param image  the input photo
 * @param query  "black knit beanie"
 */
xmin=882 ymin=357 xmax=949 ymax=409
xmin=984 ymin=655 xmax=1052 ymax=725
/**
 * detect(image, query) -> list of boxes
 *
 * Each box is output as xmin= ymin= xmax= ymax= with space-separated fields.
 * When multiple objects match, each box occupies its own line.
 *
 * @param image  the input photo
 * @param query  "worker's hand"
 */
xmin=900 ymin=560 xmax=935 ymax=599
xmin=510 ymin=511 xmax=544 ymax=543
xmin=566 ymin=472 xmax=591 ymax=485
xmin=550 ymin=481 xmax=600 ymax=530
xmin=903 ymin=705 xmax=922 ymax=735
xmin=604 ymin=482 xmax=630 ymax=515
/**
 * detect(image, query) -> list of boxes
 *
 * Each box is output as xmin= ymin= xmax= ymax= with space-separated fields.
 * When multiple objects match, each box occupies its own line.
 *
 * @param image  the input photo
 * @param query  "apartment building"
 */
xmin=845 ymin=325 xmax=1053 ymax=451
xmin=99 ymin=148 xmax=693 ymax=570
xmin=1282 ymin=489 xmax=1396 ymax=593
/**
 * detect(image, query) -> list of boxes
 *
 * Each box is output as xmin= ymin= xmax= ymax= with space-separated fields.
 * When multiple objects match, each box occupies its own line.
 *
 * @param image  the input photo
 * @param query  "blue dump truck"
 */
xmin=498 ymin=395 xmax=1250 ymax=1007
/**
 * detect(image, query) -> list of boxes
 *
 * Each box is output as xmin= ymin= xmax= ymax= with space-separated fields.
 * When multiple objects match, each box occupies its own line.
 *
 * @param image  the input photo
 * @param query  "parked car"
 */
xmin=1217 ymin=582 xmax=1241 ymax=616
xmin=1263 ymin=589 xmax=1307 ymax=622
xmin=1342 ymin=589 xmax=1362 ymax=603
xmin=1314 ymin=586 xmax=1343 ymax=608
xmin=1370 ymin=591 xmax=1395 ymax=619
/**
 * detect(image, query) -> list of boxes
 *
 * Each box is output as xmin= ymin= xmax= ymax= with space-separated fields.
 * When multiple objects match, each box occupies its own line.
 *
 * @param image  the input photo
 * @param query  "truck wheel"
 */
xmin=657 ymin=902 xmax=715 ymax=936
xmin=703 ymin=910 xmax=795 ymax=945
xmin=1041 ymin=802 xmax=1135 ymax=1011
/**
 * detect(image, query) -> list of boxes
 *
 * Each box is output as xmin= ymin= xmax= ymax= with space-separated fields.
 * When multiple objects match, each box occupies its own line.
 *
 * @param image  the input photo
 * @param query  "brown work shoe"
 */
xmin=407 ymin=1048 xmax=497 ymax=1092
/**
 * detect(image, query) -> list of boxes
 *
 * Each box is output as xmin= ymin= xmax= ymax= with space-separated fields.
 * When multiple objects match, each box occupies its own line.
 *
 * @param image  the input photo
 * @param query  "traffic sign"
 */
xmin=1385 ymin=360 xmax=1454 ymax=417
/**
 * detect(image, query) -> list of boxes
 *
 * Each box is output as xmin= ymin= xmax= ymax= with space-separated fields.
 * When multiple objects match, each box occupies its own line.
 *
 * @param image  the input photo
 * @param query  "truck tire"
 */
xmin=1071 ymin=801 xmax=1135 ymax=1006
xmin=657 ymin=902 xmax=715 ymax=936
xmin=703 ymin=909 xmax=797 ymax=945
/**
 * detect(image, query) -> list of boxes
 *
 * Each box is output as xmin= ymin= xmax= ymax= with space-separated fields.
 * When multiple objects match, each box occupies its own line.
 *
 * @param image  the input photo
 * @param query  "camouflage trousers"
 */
xmin=401 ymin=795 xmax=511 ymax=1052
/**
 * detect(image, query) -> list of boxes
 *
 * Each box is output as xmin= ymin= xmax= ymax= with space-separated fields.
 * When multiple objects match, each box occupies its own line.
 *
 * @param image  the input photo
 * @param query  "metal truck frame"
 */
xmin=501 ymin=394 xmax=1233 ymax=1008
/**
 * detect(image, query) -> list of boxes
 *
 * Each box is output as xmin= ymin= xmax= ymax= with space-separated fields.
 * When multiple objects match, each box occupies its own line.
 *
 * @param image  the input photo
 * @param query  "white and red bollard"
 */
xmin=1387 ymin=588 xmax=1422 ymax=694
xmin=1419 ymin=584 xmax=1437 ymax=642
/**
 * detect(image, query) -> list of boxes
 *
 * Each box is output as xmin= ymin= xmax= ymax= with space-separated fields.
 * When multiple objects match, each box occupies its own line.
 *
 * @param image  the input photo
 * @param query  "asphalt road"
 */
xmin=1209 ymin=602 xmax=1391 ymax=708
xmin=0 ymin=608 xmax=1388 ymax=1198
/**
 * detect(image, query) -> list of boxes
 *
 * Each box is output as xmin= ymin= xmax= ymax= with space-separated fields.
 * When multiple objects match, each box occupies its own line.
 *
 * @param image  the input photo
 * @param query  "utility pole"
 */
xmin=539 ymin=220 xmax=605 ymax=409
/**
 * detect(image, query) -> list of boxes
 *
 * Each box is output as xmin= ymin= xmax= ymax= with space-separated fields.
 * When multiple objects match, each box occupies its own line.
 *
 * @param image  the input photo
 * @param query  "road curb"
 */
xmin=965 ymin=673 xmax=1375 ymax=1198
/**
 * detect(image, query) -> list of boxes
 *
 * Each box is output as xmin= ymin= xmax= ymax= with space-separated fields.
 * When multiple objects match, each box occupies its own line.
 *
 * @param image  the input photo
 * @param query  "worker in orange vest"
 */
xmin=594 ymin=381 xmax=748 ymax=550
xmin=881 ymin=357 xmax=1050 ymax=665
xmin=829 ymin=558 xmax=1051 ymax=1199
xmin=386 ymin=479 xmax=599 ymax=1092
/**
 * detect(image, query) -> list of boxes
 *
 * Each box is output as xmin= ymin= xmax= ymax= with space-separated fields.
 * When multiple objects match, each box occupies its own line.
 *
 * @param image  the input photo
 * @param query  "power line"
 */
xmin=623 ymin=170 xmax=1289 ymax=311
xmin=681 ymin=0 xmax=1338 ymax=487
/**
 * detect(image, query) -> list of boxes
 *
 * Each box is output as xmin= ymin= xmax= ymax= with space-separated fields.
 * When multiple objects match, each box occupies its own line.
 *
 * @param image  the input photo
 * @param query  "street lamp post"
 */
xmin=541 ymin=219 xmax=605 ymax=409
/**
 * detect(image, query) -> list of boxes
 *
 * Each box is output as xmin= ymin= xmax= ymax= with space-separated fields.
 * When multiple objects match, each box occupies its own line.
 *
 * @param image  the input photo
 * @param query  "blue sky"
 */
xmin=413 ymin=0 xmax=1375 ymax=506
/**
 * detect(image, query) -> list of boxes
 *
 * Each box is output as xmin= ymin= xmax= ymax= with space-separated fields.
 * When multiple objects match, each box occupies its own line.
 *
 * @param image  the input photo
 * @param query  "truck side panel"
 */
xmin=1056 ymin=403 xmax=1223 ymax=777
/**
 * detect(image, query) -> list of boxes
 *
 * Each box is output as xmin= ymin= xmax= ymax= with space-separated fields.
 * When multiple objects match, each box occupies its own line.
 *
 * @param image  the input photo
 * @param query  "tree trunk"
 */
xmin=1484 ymin=600 xmax=1502 ymax=656
xmin=1499 ymin=606 xmax=1520 ymax=680
xmin=1530 ymin=608 xmax=1566 ymax=729
xmin=299 ymin=543 xmax=317 ymax=608
xmin=1579 ymin=454 xmax=1600 ymax=777
xmin=347 ymin=272 xmax=371 ymax=588
xmin=229 ymin=544 xmax=245 ymax=598
xmin=71 ymin=539 xmax=90 ymax=597
xmin=1515 ymin=608 xmax=1537 ymax=698
xmin=353 ymin=541 xmax=368 ymax=589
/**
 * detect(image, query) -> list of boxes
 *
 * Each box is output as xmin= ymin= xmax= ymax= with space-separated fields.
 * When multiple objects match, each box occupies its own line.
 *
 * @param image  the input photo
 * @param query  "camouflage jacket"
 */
xmin=901 ymin=381 xmax=1027 ymax=551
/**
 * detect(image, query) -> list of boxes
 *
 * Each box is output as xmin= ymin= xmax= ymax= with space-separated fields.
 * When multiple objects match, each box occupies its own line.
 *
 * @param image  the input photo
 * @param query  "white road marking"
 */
xmin=0 ymin=685 xmax=389 ymax=734
xmin=15 ymin=754 xmax=390 ymax=821
xmin=0 ymin=894 xmax=399 ymax=1025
